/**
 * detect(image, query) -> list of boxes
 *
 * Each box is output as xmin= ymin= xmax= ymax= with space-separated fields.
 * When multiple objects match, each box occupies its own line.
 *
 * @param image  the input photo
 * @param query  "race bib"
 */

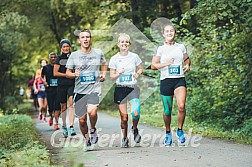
xmin=49 ymin=79 xmax=58 ymax=86
xmin=39 ymin=84 xmax=45 ymax=91
xmin=119 ymin=74 xmax=133 ymax=83
xmin=80 ymin=72 xmax=96 ymax=84
xmin=168 ymin=65 xmax=181 ymax=75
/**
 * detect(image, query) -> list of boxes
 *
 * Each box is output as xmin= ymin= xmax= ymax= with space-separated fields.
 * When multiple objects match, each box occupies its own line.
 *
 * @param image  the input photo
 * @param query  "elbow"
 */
xmin=151 ymin=65 xmax=158 ymax=70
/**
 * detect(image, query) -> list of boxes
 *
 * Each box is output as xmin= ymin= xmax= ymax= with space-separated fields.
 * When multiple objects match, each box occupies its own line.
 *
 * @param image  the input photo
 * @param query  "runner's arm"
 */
xmin=151 ymin=55 xmax=173 ymax=70
xmin=110 ymin=68 xmax=121 ymax=80
xmin=66 ymin=68 xmax=78 ymax=79
xmin=183 ymin=53 xmax=190 ymax=72
xmin=53 ymin=64 xmax=66 ymax=77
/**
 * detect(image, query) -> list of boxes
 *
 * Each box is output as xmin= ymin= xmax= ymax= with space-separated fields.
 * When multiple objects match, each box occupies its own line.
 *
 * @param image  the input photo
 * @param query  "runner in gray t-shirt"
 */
xmin=66 ymin=30 xmax=107 ymax=150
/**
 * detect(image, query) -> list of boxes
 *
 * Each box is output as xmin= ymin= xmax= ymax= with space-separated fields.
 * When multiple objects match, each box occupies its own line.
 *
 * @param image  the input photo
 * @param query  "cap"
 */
xmin=60 ymin=39 xmax=71 ymax=48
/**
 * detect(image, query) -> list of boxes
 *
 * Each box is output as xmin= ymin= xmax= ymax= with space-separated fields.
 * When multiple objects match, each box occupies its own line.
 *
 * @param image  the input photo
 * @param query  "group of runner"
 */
xmin=32 ymin=23 xmax=190 ymax=148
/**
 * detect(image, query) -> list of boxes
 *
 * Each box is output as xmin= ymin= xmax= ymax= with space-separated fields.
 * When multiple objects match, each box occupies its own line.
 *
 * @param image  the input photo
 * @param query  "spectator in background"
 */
xmin=28 ymin=75 xmax=39 ymax=111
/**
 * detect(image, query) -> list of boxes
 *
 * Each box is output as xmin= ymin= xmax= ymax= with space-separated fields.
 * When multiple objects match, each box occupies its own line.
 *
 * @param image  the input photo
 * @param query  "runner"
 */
xmin=34 ymin=59 xmax=48 ymax=122
xmin=42 ymin=52 xmax=61 ymax=130
xmin=151 ymin=24 xmax=190 ymax=146
xmin=66 ymin=29 xmax=107 ymax=149
xmin=109 ymin=33 xmax=143 ymax=148
xmin=54 ymin=39 xmax=76 ymax=137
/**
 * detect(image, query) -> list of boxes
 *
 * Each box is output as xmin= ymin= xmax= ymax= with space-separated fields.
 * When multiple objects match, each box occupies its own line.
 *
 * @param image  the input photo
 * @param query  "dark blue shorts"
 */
xmin=37 ymin=91 xmax=46 ymax=99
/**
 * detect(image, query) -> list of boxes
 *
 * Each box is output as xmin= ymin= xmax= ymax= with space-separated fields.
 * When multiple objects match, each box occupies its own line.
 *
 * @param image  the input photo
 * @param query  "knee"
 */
xmin=79 ymin=118 xmax=87 ymax=125
xmin=130 ymin=98 xmax=141 ymax=120
xmin=177 ymin=104 xmax=186 ymax=113
xmin=121 ymin=116 xmax=128 ymax=124
xmin=89 ymin=112 xmax=97 ymax=119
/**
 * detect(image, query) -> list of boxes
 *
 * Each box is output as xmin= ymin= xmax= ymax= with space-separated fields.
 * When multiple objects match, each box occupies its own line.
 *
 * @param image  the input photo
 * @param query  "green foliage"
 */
xmin=0 ymin=115 xmax=37 ymax=149
xmin=180 ymin=0 xmax=252 ymax=131
xmin=0 ymin=115 xmax=56 ymax=166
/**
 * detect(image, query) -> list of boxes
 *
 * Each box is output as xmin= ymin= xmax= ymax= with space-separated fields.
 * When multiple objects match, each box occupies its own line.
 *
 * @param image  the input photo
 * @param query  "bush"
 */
xmin=0 ymin=115 xmax=56 ymax=166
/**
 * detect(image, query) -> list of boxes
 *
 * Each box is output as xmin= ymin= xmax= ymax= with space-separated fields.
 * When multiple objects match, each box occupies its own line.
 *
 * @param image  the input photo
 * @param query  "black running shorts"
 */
xmin=160 ymin=77 xmax=186 ymax=96
xmin=57 ymin=85 xmax=74 ymax=104
xmin=114 ymin=85 xmax=140 ymax=104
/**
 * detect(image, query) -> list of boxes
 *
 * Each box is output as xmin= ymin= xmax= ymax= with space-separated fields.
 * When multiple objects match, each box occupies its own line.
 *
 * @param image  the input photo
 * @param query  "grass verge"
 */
xmin=0 ymin=114 xmax=59 ymax=166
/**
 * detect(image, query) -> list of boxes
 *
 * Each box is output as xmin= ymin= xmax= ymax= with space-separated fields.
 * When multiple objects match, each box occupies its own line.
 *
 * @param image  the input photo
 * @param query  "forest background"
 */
xmin=0 ymin=0 xmax=251 ymax=144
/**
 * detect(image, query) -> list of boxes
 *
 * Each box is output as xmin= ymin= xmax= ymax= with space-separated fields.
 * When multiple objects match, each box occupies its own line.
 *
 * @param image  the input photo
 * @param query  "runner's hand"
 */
xmin=183 ymin=64 xmax=190 ymax=72
xmin=133 ymin=73 xmax=140 ymax=79
xmin=75 ymin=68 xmax=80 ymax=77
xmin=166 ymin=58 xmax=174 ymax=66
xmin=100 ymin=74 xmax=106 ymax=82
xmin=118 ymin=68 xmax=125 ymax=75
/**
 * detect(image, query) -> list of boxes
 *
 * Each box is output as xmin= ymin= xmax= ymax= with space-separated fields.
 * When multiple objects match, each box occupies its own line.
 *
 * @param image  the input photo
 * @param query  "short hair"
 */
xmin=118 ymin=33 xmax=131 ymax=43
xmin=48 ymin=52 xmax=56 ymax=58
xmin=74 ymin=29 xmax=92 ymax=37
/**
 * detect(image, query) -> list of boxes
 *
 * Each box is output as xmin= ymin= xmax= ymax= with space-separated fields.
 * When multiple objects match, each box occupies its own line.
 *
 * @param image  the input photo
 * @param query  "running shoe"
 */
xmin=90 ymin=128 xmax=98 ymax=144
xmin=132 ymin=127 xmax=141 ymax=143
xmin=54 ymin=124 xmax=59 ymax=130
xmin=70 ymin=127 xmax=77 ymax=136
xmin=164 ymin=132 xmax=172 ymax=146
xmin=62 ymin=127 xmax=68 ymax=138
xmin=48 ymin=118 xmax=53 ymax=126
xmin=38 ymin=113 xmax=42 ymax=120
xmin=176 ymin=130 xmax=186 ymax=143
xmin=43 ymin=117 xmax=47 ymax=122
xmin=83 ymin=139 xmax=93 ymax=151
xmin=121 ymin=138 xmax=129 ymax=148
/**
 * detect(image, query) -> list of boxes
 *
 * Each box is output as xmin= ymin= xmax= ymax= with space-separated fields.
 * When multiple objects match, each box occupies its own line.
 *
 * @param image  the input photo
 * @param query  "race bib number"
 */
xmin=49 ymin=79 xmax=58 ymax=86
xmin=119 ymin=74 xmax=133 ymax=83
xmin=80 ymin=72 xmax=96 ymax=84
xmin=168 ymin=65 xmax=181 ymax=75
xmin=39 ymin=84 xmax=45 ymax=91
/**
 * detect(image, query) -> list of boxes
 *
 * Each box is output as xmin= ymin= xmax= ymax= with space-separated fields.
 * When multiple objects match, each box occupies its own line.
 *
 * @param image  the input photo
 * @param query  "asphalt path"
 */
xmin=32 ymin=111 xmax=252 ymax=167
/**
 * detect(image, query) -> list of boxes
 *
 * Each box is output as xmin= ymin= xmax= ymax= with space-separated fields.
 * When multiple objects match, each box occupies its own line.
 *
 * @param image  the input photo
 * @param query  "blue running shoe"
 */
xmin=164 ymin=133 xmax=172 ymax=146
xmin=62 ymin=127 xmax=68 ymax=138
xmin=176 ymin=130 xmax=186 ymax=143
xmin=70 ymin=127 xmax=77 ymax=136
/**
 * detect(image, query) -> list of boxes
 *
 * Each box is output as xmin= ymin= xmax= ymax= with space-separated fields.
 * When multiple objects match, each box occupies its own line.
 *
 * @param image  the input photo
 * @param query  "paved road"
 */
xmin=33 ymin=112 xmax=252 ymax=167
